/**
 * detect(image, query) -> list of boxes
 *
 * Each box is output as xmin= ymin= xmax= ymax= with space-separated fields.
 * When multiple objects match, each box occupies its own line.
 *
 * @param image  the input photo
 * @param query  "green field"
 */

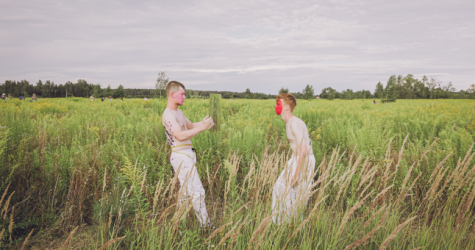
xmin=1 ymin=98 xmax=475 ymax=249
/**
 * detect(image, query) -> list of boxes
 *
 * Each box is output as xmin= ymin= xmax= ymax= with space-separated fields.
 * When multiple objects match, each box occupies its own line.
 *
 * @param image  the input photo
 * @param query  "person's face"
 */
xmin=274 ymin=99 xmax=283 ymax=115
xmin=173 ymin=87 xmax=186 ymax=105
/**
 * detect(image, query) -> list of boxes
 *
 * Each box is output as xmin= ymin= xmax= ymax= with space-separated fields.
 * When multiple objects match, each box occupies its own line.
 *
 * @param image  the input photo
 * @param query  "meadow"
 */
xmin=0 ymin=97 xmax=475 ymax=249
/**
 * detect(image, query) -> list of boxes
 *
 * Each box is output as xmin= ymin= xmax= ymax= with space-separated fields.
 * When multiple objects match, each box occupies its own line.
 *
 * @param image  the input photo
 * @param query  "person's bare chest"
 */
xmin=175 ymin=111 xmax=188 ymax=131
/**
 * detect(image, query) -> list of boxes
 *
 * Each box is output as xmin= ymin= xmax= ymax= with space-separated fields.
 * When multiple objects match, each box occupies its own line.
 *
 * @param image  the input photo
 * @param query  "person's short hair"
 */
xmin=276 ymin=93 xmax=297 ymax=112
xmin=166 ymin=81 xmax=186 ymax=96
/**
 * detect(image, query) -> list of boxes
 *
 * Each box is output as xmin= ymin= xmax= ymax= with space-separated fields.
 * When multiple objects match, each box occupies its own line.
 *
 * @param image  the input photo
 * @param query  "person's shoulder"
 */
xmin=291 ymin=116 xmax=308 ymax=129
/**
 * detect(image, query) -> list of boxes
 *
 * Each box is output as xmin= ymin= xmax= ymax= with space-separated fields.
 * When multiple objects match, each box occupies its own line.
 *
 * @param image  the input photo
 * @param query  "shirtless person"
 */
xmin=162 ymin=81 xmax=214 ymax=227
xmin=272 ymin=93 xmax=315 ymax=224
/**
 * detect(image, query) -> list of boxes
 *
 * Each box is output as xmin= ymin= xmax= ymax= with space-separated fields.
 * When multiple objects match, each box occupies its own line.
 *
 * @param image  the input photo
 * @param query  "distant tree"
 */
xmin=374 ymin=82 xmax=384 ymax=98
xmin=302 ymin=85 xmax=315 ymax=100
xmin=93 ymin=84 xmax=101 ymax=97
xmin=104 ymin=84 xmax=113 ymax=97
xmin=468 ymin=84 xmax=475 ymax=93
xmin=35 ymin=80 xmax=43 ymax=96
xmin=320 ymin=87 xmax=336 ymax=100
xmin=342 ymin=89 xmax=354 ymax=100
xmin=279 ymin=87 xmax=289 ymax=94
xmin=245 ymin=88 xmax=251 ymax=99
xmin=403 ymin=74 xmax=418 ymax=99
xmin=114 ymin=84 xmax=126 ymax=98
xmin=383 ymin=75 xmax=398 ymax=101
xmin=155 ymin=71 xmax=168 ymax=99
xmin=426 ymin=77 xmax=440 ymax=99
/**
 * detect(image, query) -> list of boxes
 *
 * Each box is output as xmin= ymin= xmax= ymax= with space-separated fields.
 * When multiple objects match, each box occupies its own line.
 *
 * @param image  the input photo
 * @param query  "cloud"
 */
xmin=0 ymin=0 xmax=474 ymax=93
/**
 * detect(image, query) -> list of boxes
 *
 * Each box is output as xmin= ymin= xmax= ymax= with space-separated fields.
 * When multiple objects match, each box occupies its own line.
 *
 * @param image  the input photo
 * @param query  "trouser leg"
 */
xmin=171 ymin=151 xmax=209 ymax=227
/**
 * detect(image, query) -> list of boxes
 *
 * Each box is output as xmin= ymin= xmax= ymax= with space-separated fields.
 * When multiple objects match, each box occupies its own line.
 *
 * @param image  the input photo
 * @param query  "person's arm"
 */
xmin=185 ymin=115 xmax=213 ymax=130
xmin=163 ymin=113 xmax=214 ymax=141
xmin=290 ymin=120 xmax=308 ymax=187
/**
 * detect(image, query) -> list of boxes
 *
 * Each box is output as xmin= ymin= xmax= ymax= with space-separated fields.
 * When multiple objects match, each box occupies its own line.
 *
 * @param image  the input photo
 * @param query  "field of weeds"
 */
xmin=1 ymin=98 xmax=475 ymax=249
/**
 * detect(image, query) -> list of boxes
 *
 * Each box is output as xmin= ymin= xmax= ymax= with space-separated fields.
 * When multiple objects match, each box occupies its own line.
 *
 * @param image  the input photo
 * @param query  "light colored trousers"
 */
xmin=272 ymin=154 xmax=315 ymax=225
xmin=170 ymin=149 xmax=210 ymax=227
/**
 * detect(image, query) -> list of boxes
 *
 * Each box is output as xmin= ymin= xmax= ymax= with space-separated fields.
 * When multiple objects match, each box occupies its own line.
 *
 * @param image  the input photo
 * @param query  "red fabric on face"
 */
xmin=275 ymin=99 xmax=283 ymax=115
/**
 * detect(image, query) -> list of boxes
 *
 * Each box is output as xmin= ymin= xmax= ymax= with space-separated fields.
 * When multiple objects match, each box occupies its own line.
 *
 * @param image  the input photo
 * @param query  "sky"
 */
xmin=1 ymin=0 xmax=474 ymax=94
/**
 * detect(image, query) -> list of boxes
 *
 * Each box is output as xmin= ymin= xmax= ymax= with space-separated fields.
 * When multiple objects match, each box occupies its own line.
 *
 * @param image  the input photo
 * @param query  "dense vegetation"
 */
xmin=2 ymin=74 xmax=474 ymax=100
xmin=1 ymin=98 xmax=475 ymax=249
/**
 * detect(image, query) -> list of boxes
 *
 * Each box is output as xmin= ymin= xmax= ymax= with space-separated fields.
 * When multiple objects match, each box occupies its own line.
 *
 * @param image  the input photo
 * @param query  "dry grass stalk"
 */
xmin=409 ymin=247 xmax=425 ymax=250
xmin=254 ymin=221 xmax=272 ymax=250
xmin=420 ymin=140 xmax=436 ymax=161
xmin=448 ymin=167 xmax=475 ymax=203
xmin=0 ymin=228 xmax=5 ymax=243
xmin=236 ymin=215 xmax=250 ymax=233
xmin=156 ymin=203 xmax=176 ymax=225
xmin=358 ymin=168 xmax=377 ymax=191
xmin=358 ymin=180 xmax=374 ymax=200
xmin=384 ymin=138 xmax=392 ymax=161
xmin=169 ymin=163 xmax=182 ymax=196
xmin=367 ymin=185 xmax=393 ymax=215
xmin=406 ymin=173 xmax=422 ymax=198
xmin=359 ymin=158 xmax=370 ymax=181
xmin=461 ymin=143 xmax=474 ymax=166
xmin=338 ymin=191 xmax=374 ymax=235
xmin=8 ymin=206 xmax=14 ymax=238
xmin=20 ymin=228 xmax=34 ymax=250
xmin=171 ymin=198 xmax=191 ymax=226
xmin=97 ymin=236 xmax=127 ymax=250
xmin=425 ymin=167 xmax=449 ymax=204
xmin=394 ymin=134 xmax=409 ymax=174
xmin=108 ymin=208 xmax=113 ymax=229
xmin=363 ymin=205 xmax=387 ymax=229
xmin=396 ymin=163 xmax=415 ymax=204
xmin=178 ymin=199 xmax=196 ymax=223
xmin=450 ymin=156 xmax=475 ymax=194
xmin=225 ymin=236 xmax=239 ymax=250
xmin=317 ymin=176 xmax=337 ymax=203
xmin=217 ymin=217 xmax=243 ymax=247
xmin=0 ymin=183 xmax=10 ymax=210
xmin=379 ymin=216 xmax=417 ymax=250
xmin=459 ymin=152 xmax=475 ymax=180
xmin=249 ymin=211 xmax=280 ymax=247
xmin=102 ymin=169 xmax=107 ymax=192
xmin=335 ymin=172 xmax=352 ymax=203
xmin=60 ymin=226 xmax=79 ymax=250
xmin=204 ymin=221 xmax=233 ymax=244
xmin=381 ymin=161 xmax=392 ymax=190
xmin=159 ymin=180 xmax=173 ymax=208
xmin=456 ymin=179 xmax=475 ymax=227
xmin=429 ymin=153 xmax=452 ymax=182
xmin=1 ymin=191 xmax=14 ymax=219
xmin=233 ymin=201 xmax=251 ymax=216
xmin=152 ymin=179 xmax=163 ymax=214
xmin=285 ymin=195 xmax=328 ymax=247
xmin=139 ymin=170 xmax=147 ymax=192
xmin=344 ymin=207 xmax=389 ymax=250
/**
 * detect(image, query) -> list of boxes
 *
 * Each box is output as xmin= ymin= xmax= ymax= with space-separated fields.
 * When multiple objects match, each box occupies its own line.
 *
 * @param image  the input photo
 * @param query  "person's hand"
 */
xmin=201 ymin=116 xmax=214 ymax=130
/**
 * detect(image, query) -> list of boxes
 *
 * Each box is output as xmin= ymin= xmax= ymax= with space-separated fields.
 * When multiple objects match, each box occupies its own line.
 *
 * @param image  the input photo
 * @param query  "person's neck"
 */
xmin=281 ymin=112 xmax=294 ymax=123
xmin=166 ymin=100 xmax=179 ymax=111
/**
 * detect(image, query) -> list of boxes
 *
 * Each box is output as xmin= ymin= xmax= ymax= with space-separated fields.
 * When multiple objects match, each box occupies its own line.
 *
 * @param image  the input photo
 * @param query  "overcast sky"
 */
xmin=1 ymin=0 xmax=474 ymax=93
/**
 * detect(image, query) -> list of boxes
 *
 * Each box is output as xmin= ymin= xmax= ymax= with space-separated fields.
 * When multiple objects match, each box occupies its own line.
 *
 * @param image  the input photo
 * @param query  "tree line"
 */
xmin=1 ymin=74 xmax=474 ymax=100
xmin=318 ymin=75 xmax=475 ymax=100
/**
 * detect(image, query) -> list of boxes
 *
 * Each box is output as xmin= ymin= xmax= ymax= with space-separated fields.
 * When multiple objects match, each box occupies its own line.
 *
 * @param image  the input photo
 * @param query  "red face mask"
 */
xmin=275 ymin=100 xmax=283 ymax=115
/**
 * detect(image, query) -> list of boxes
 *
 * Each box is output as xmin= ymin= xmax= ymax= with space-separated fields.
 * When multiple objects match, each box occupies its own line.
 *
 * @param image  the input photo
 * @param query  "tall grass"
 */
xmin=0 ymin=98 xmax=474 ymax=249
